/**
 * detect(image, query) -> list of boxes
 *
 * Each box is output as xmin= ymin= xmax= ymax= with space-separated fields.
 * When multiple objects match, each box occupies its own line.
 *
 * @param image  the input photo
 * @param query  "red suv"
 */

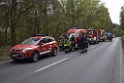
xmin=10 ymin=34 xmax=58 ymax=62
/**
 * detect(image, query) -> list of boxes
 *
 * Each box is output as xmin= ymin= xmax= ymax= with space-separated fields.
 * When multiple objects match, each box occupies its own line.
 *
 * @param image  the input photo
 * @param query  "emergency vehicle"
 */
xmin=67 ymin=28 xmax=87 ymax=48
xmin=99 ymin=30 xmax=106 ymax=42
xmin=87 ymin=29 xmax=101 ymax=44
xmin=10 ymin=34 xmax=58 ymax=62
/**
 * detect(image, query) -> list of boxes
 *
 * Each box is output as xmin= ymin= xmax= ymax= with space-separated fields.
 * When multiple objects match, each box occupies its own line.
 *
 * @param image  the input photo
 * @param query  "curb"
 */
xmin=0 ymin=60 xmax=12 ymax=64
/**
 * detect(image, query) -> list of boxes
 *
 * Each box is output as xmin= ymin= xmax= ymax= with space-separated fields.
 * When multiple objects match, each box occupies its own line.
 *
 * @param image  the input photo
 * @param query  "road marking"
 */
xmin=34 ymin=58 xmax=68 ymax=73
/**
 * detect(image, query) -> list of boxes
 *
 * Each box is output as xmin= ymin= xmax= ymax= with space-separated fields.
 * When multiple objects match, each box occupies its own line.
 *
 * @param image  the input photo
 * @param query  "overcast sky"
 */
xmin=100 ymin=0 xmax=124 ymax=24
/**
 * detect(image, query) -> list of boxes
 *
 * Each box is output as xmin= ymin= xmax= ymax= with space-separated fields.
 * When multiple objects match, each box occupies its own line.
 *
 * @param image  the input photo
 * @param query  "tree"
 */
xmin=0 ymin=0 xmax=113 ymax=46
xmin=10 ymin=0 xmax=37 ymax=46
xmin=120 ymin=6 xmax=124 ymax=29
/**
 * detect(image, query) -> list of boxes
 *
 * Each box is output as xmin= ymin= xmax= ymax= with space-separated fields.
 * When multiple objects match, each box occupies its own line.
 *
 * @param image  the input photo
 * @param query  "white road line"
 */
xmin=34 ymin=58 xmax=68 ymax=73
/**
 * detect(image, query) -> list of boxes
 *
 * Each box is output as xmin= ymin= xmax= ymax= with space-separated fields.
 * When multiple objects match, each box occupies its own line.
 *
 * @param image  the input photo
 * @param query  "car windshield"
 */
xmin=87 ymin=30 xmax=94 ymax=34
xmin=21 ymin=38 xmax=40 ymax=45
xmin=67 ymin=33 xmax=78 ymax=38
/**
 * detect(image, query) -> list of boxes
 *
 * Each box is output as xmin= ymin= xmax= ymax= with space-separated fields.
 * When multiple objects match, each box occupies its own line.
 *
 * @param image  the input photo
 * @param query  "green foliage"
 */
xmin=120 ymin=6 xmax=124 ymax=29
xmin=0 ymin=0 xmax=113 ymax=46
xmin=119 ymin=6 xmax=124 ymax=36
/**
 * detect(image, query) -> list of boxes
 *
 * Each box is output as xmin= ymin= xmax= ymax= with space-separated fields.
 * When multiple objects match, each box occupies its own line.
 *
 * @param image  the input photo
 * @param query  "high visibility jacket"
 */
xmin=58 ymin=39 xmax=64 ymax=46
xmin=64 ymin=39 xmax=71 ymax=46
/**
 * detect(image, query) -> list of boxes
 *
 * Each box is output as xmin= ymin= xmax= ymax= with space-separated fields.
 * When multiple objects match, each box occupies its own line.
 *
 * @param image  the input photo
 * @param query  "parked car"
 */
xmin=10 ymin=34 xmax=58 ymax=62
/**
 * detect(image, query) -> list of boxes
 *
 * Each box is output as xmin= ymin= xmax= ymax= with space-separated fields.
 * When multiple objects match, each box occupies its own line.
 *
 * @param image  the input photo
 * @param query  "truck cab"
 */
xmin=87 ymin=29 xmax=101 ymax=44
xmin=67 ymin=28 xmax=87 ymax=48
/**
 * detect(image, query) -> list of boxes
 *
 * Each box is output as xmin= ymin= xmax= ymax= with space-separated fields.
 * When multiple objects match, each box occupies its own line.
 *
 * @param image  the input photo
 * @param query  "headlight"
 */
xmin=93 ymin=37 xmax=96 ymax=40
xmin=22 ymin=48 xmax=33 ymax=53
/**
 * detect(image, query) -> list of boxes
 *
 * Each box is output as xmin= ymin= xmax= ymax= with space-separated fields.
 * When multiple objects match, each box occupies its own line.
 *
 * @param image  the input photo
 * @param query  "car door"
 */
xmin=38 ymin=38 xmax=49 ymax=55
xmin=47 ymin=37 xmax=54 ymax=51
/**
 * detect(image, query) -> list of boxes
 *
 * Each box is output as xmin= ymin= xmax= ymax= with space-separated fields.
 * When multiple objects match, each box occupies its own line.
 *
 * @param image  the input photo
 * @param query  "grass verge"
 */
xmin=0 ymin=46 xmax=11 ymax=62
xmin=122 ymin=37 xmax=124 ymax=49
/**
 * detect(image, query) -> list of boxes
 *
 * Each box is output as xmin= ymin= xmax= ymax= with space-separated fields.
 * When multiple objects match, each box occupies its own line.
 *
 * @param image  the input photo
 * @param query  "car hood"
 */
xmin=12 ymin=44 xmax=37 ymax=50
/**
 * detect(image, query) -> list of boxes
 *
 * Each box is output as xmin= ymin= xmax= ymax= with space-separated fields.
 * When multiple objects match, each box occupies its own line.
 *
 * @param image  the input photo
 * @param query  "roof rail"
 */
xmin=71 ymin=27 xmax=80 ymax=29
xmin=32 ymin=34 xmax=47 ymax=37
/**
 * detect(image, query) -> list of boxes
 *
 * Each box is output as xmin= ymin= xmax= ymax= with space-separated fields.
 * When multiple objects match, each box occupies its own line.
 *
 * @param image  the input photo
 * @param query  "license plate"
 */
xmin=12 ymin=54 xmax=18 ymax=57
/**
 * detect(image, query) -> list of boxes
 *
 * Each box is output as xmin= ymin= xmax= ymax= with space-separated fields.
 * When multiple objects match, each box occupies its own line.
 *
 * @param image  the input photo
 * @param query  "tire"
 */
xmin=32 ymin=52 xmax=39 ymax=62
xmin=64 ymin=47 xmax=70 ymax=53
xmin=80 ymin=49 xmax=84 ymax=53
xmin=97 ymin=41 xmax=100 ymax=43
xmin=85 ymin=48 xmax=88 ymax=52
xmin=52 ymin=48 xmax=57 ymax=56
xmin=12 ymin=59 xmax=18 ymax=62
xmin=95 ymin=41 xmax=99 ymax=44
xmin=65 ymin=50 xmax=68 ymax=53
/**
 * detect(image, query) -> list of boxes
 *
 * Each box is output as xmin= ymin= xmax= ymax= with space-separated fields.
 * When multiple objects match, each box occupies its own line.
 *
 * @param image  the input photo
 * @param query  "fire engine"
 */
xmin=67 ymin=28 xmax=87 ymax=48
xmin=87 ymin=29 xmax=102 ymax=44
xmin=99 ymin=30 xmax=106 ymax=42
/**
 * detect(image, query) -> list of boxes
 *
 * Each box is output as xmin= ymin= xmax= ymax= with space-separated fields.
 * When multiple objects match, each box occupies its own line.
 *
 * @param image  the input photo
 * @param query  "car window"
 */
xmin=47 ymin=37 xmax=54 ymax=42
xmin=93 ymin=31 xmax=96 ymax=34
xmin=67 ymin=33 xmax=78 ymax=38
xmin=39 ymin=38 xmax=48 ymax=44
xmin=87 ymin=30 xmax=93 ymax=34
xmin=47 ymin=38 xmax=51 ymax=42
xmin=21 ymin=38 xmax=40 ymax=45
xmin=50 ymin=37 xmax=54 ymax=41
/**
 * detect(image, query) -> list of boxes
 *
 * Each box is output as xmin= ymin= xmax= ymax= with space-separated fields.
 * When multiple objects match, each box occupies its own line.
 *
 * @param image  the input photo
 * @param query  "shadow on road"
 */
xmin=121 ymin=37 xmax=124 ymax=50
xmin=13 ymin=55 xmax=54 ymax=64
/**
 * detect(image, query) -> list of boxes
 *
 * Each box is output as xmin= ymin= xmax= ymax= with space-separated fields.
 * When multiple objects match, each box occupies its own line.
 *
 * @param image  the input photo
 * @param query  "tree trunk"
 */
xmin=10 ymin=0 xmax=17 ymax=46
xmin=0 ymin=30 xmax=2 ymax=47
xmin=4 ymin=27 xmax=8 ymax=46
xmin=11 ymin=26 xmax=16 ymax=46
xmin=44 ymin=0 xmax=49 ymax=35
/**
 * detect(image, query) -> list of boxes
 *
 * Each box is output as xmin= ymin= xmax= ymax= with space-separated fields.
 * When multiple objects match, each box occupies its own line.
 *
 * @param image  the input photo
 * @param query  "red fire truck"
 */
xmin=67 ymin=28 xmax=87 ymax=48
xmin=99 ymin=30 xmax=106 ymax=42
xmin=87 ymin=29 xmax=102 ymax=44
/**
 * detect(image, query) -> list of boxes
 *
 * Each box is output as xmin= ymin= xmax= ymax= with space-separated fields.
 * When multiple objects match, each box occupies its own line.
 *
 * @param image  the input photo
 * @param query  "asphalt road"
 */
xmin=0 ymin=37 xmax=124 ymax=83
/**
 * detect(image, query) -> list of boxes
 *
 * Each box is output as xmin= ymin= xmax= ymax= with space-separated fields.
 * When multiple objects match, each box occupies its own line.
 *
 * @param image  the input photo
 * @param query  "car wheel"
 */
xmin=85 ymin=48 xmax=88 ymax=52
xmin=12 ymin=59 xmax=18 ymax=62
xmin=52 ymin=48 xmax=57 ymax=56
xmin=32 ymin=52 xmax=39 ymax=62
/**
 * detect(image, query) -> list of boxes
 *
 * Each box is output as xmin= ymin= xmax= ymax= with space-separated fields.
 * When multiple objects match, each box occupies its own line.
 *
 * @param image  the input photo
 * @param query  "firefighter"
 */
xmin=64 ymin=37 xmax=72 ymax=53
xmin=78 ymin=33 xmax=88 ymax=53
xmin=59 ymin=34 xmax=65 ymax=40
xmin=58 ymin=34 xmax=65 ymax=51
xmin=70 ymin=35 xmax=76 ymax=51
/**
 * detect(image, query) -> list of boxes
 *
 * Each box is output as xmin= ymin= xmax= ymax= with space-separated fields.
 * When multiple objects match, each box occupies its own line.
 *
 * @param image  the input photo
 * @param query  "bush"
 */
xmin=0 ymin=46 xmax=11 ymax=61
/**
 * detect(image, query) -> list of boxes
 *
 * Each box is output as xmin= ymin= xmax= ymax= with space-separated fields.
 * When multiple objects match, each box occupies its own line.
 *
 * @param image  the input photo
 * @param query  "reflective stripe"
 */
xmin=40 ymin=50 xmax=51 ymax=55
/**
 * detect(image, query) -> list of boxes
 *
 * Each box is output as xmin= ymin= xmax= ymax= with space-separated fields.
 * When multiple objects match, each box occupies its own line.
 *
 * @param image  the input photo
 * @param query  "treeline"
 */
xmin=118 ymin=5 xmax=124 ymax=36
xmin=0 ymin=0 xmax=113 ymax=46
